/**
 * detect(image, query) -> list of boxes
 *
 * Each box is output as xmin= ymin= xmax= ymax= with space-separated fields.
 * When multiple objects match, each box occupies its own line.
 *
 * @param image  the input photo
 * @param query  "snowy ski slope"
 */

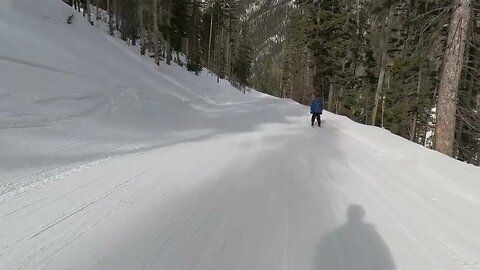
xmin=1 ymin=0 xmax=480 ymax=269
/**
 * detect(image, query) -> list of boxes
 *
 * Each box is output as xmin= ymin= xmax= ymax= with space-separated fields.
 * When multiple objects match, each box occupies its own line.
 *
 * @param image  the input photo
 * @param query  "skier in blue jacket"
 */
xmin=311 ymin=94 xmax=324 ymax=127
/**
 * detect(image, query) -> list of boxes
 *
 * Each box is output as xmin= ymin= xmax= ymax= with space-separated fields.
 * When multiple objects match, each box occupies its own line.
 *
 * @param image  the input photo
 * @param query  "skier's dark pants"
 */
xmin=311 ymin=113 xmax=321 ymax=126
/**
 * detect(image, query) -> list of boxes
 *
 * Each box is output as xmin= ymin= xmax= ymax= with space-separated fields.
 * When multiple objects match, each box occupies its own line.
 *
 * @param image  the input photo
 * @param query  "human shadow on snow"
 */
xmin=315 ymin=204 xmax=396 ymax=270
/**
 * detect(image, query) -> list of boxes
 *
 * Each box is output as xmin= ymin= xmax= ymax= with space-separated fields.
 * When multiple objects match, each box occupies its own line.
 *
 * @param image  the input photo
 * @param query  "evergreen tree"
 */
xmin=234 ymin=22 xmax=253 ymax=88
xmin=186 ymin=0 xmax=203 ymax=75
xmin=171 ymin=0 xmax=188 ymax=61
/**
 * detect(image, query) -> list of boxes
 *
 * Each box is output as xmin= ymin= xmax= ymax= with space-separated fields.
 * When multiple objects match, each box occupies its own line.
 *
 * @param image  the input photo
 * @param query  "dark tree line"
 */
xmin=63 ymin=0 xmax=253 ymax=88
xmin=262 ymin=0 xmax=478 ymax=165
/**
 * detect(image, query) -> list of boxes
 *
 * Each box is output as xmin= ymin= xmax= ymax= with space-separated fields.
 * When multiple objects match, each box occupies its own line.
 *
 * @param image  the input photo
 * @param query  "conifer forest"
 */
xmin=64 ymin=0 xmax=479 ymax=165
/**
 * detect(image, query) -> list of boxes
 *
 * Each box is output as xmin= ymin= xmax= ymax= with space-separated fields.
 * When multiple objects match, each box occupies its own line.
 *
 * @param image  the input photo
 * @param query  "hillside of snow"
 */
xmin=0 ymin=0 xmax=301 ymax=190
xmin=1 ymin=0 xmax=480 ymax=269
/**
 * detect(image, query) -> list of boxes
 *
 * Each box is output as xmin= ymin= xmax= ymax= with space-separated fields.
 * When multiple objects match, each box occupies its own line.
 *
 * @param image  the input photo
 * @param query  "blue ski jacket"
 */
xmin=311 ymin=98 xmax=324 ymax=114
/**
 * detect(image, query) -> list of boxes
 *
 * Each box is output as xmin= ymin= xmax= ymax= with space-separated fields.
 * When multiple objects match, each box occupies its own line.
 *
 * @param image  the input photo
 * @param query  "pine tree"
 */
xmin=281 ymin=7 xmax=312 ymax=101
xmin=186 ymin=0 xmax=203 ymax=75
xmin=234 ymin=22 xmax=253 ymax=89
xmin=171 ymin=0 xmax=188 ymax=61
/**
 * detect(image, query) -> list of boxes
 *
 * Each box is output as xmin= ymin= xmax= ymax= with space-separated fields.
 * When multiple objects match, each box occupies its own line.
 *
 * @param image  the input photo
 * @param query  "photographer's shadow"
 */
xmin=315 ymin=205 xmax=396 ymax=270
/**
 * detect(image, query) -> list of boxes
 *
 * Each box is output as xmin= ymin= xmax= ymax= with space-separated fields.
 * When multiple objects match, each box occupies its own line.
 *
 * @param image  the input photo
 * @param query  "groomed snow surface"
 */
xmin=1 ymin=0 xmax=480 ymax=269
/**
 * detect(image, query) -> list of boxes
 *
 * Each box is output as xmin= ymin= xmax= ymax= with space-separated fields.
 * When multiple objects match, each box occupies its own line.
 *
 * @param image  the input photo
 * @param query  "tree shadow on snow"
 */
xmin=315 ymin=204 xmax=396 ymax=270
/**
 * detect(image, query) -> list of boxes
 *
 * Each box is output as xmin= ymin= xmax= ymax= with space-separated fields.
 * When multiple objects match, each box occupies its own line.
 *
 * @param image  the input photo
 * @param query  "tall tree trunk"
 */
xmin=86 ymin=0 xmax=92 ymax=25
xmin=429 ymin=80 xmax=440 ymax=148
xmin=219 ymin=27 xmax=225 ymax=82
xmin=166 ymin=0 xmax=173 ymax=65
xmin=108 ymin=0 xmax=113 ymax=35
xmin=112 ymin=0 xmax=120 ymax=34
xmin=410 ymin=68 xmax=422 ymax=141
xmin=364 ymin=88 xmax=369 ymax=124
xmin=434 ymin=0 xmax=472 ymax=156
xmin=372 ymin=6 xmax=394 ymax=126
xmin=114 ymin=0 xmax=118 ymax=32
xmin=337 ymin=61 xmax=346 ymax=114
xmin=95 ymin=0 xmax=99 ymax=21
xmin=382 ymin=73 xmax=390 ymax=128
xmin=226 ymin=17 xmax=232 ymax=81
xmin=381 ymin=95 xmax=385 ymax=128
xmin=208 ymin=13 xmax=213 ymax=68
xmin=289 ymin=80 xmax=294 ymax=99
xmin=356 ymin=0 xmax=360 ymax=35
xmin=328 ymin=83 xmax=334 ymax=111
xmin=138 ymin=0 xmax=146 ymax=56
xmin=189 ymin=0 xmax=200 ymax=75
xmin=153 ymin=0 xmax=160 ymax=66
xmin=302 ymin=64 xmax=310 ymax=105
xmin=213 ymin=27 xmax=218 ymax=74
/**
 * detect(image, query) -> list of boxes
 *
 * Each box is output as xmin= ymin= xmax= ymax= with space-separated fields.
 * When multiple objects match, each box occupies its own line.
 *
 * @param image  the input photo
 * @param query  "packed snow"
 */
xmin=1 ymin=0 xmax=480 ymax=269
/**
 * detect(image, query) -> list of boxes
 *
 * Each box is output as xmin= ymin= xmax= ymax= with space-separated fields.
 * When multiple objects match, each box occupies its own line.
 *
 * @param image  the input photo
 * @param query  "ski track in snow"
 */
xmin=2 ymin=116 xmax=480 ymax=269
